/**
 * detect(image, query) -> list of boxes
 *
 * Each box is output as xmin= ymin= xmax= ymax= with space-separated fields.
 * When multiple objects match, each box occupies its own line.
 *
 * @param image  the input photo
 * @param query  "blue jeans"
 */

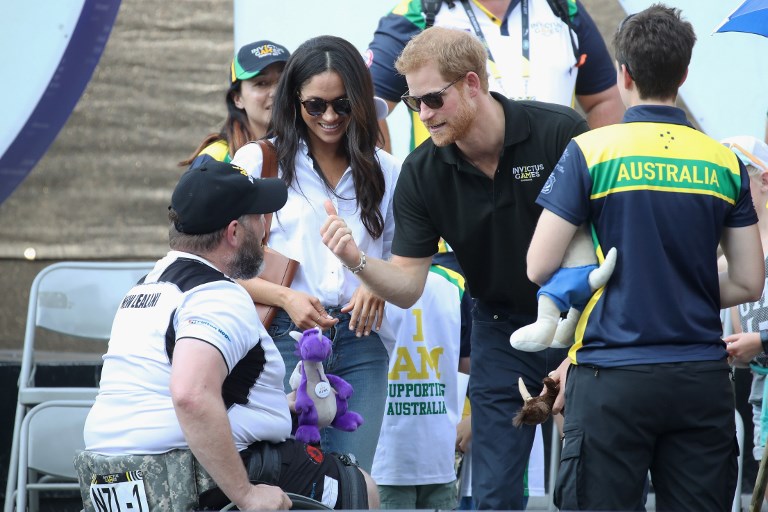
xmin=469 ymin=301 xmax=568 ymax=510
xmin=268 ymin=308 xmax=389 ymax=473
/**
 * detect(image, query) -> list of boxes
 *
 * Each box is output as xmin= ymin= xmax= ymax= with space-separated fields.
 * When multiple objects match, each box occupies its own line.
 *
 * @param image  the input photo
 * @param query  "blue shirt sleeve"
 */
xmin=726 ymin=161 xmax=760 ymax=228
xmin=366 ymin=6 xmax=423 ymax=102
xmin=572 ymin=0 xmax=618 ymax=96
xmin=188 ymin=153 xmax=216 ymax=170
xmin=536 ymin=139 xmax=591 ymax=226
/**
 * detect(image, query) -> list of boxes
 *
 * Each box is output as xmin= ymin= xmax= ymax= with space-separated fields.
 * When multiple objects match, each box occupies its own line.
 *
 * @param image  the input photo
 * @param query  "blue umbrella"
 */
xmin=714 ymin=0 xmax=768 ymax=37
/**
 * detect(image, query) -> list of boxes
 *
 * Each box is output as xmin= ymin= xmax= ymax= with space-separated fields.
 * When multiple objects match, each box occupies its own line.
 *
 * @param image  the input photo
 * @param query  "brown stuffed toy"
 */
xmin=512 ymin=376 xmax=560 ymax=427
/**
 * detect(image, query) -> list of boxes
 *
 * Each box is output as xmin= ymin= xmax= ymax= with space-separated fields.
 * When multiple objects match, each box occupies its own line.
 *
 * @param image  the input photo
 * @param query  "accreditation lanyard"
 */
xmin=460 ymin=0 xmax=531 ymax=97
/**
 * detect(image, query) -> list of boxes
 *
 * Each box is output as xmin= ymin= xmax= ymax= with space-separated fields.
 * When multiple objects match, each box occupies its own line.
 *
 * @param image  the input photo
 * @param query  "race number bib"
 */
xmin=90 ymin=471 xmax=150 ymax=512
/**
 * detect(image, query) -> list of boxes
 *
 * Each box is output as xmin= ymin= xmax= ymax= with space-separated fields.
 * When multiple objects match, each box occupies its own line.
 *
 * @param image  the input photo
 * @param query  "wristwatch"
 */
xmin=760 ymin=329 xmax=768 ymax=354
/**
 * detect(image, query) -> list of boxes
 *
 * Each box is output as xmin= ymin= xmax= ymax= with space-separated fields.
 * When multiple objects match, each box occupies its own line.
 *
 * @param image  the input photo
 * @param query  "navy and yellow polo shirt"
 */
xmin=537 ymin=105 xmax=758 ymax=367
xmin=188 ymin=139 xmax=231 ymax=169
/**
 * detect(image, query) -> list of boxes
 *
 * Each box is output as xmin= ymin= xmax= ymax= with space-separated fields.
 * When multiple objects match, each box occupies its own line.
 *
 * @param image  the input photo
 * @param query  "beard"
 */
xmin=228 ymin=223 xmax=264 ymax=280
xmin=428 ymin=92 xmax=475 ymax=147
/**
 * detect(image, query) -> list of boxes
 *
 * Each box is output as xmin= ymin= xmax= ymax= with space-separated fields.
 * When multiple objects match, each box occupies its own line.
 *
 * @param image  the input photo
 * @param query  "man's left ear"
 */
xmin=464 ymin=71 xmax=481 ymax=96
xmin=225 ymin=219 xmax=240 ymax=246
xmin=620 ymin=64 xmax=633 ymax=90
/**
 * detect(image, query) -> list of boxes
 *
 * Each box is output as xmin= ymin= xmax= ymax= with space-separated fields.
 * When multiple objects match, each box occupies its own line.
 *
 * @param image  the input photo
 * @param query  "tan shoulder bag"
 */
xmin=253 ymin=140 xmax=299 ymax=329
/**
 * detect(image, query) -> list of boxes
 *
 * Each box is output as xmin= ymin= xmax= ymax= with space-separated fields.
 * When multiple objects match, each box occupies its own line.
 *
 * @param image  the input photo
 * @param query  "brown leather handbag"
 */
xmin=253 ymin=140 xmax=299 ymax=329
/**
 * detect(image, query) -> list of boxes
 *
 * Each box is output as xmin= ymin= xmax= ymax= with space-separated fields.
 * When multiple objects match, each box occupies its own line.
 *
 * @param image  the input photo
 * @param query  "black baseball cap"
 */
xmin=170 ymin=161 xmax=287 ymax=234
xmin=230 ymin=40 xmax=290 ymax=83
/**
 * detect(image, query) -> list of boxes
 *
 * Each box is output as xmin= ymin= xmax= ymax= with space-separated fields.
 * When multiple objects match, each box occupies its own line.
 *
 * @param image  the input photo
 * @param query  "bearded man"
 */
xmin=80 ymin=161 xmax=377 ymax=511
xmin=320 ymin=26 xmax=588 ymax=510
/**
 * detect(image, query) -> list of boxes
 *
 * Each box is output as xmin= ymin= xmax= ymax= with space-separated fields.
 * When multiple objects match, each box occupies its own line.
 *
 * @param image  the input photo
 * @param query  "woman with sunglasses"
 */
xmin=231 ymin=35 xmax=400 ymax=473
xmin=179 ymin=40 xmax=290 ymax=169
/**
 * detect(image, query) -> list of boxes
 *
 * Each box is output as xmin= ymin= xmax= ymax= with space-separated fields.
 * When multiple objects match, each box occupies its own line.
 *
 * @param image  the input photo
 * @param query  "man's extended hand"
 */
xmin=724 ymin=332 xmax=761 ymax=368
xmin=547 ymin=358 xmax=571 ymax=415
xmin=321 ymin=200 xmax=362 ymax=269
xmin=237 ymin=483 xmax=292 ymax=511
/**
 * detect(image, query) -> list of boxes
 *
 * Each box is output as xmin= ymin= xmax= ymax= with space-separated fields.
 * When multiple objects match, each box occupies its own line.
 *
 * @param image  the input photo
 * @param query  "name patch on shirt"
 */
xmin=591 ymin=157 xmax=737 ymax=203
xmin=120 ymin=292 xmax=161 ymax=309
xmin=187 ymin=319 xmax=231 ymax=342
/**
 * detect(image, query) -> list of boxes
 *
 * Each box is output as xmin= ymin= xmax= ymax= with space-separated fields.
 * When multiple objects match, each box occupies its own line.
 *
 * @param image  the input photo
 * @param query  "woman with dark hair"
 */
xmin=232 ymin=35 xmax=400 ymax=473
xmin=179 ymin=40 xmax=290 ymax=168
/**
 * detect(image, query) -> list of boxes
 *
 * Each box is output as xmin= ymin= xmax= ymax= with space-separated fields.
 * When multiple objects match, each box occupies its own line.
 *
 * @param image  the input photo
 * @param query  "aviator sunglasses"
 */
xmin=299 ymin=96 xmax=352 ymax=117
xmin=400 ymin=74 xmax=466 ymax=113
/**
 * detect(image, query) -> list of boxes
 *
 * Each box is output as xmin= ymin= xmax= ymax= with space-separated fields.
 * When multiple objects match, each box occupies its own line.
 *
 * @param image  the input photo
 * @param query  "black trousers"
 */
xmin=555 ymin=360 xmax=738 ymax=512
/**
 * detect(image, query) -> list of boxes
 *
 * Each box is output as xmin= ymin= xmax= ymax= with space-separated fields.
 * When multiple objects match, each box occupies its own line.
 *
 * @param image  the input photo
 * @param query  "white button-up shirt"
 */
xmin=232 ymin=139 xmax=400 ymax=307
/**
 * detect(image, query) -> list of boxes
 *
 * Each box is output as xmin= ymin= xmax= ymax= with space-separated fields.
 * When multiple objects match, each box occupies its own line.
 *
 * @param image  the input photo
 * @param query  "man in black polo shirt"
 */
xmin=321 ymin=26 xmax=587 ymax=510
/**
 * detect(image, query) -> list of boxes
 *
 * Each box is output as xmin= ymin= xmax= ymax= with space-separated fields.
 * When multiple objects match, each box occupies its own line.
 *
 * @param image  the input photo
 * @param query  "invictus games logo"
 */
xmin=512 ymin=163 xmax=544 ymax=181
xmin=541 ymin=174 xmax=556 ymax=195
xmin=531 ymin=22 xmax=564 ymax=36
xmin=252 ymin=44 xmax=285 ymax=59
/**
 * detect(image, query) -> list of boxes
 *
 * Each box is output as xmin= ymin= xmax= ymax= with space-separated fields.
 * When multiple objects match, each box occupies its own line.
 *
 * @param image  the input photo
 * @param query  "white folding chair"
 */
xmin=4 ymin=261 xmax=154 ymax=512
xmin=16 ymin=400 xmax=94 ymax=512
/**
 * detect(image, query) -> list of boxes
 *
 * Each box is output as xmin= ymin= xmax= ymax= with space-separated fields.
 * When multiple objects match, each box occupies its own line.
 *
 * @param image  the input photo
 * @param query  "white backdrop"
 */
xmin=619 ymin=0 xmax=768 ymax=142
xmin=0 ymin=0 xmax=85 ymax=158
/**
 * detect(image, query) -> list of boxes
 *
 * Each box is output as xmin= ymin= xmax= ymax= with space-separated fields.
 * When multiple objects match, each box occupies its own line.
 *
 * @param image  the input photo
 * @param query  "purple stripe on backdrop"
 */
xmin=0 ymin=0 xmax=121 ymax=206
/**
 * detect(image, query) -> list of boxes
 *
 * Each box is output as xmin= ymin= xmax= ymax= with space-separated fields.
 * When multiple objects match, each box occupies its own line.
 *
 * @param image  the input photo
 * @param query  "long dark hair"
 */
xmin=178 ymin=81 xmax=255 ymax=166
xmin=268 ymin=35 xmax=386 ymax=239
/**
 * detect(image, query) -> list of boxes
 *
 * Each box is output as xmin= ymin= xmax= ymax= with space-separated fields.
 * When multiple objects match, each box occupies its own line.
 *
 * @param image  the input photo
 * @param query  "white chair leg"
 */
xmin=5 ymin=402 xmax=26 ymax=512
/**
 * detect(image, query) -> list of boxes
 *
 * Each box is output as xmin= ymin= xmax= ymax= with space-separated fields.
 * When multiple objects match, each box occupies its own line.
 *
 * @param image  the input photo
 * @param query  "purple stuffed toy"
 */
xmin=288 ymin=327 xmax=363 ymax=444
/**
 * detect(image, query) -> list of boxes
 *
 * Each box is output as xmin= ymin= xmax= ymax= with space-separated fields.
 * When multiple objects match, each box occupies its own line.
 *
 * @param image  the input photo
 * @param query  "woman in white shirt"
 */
xmin=232 ymin=35 xmax=400 ymax=473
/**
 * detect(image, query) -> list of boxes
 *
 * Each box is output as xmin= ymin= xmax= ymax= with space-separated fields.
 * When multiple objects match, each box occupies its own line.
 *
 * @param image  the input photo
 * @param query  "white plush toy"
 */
xmin=510 ymin=226 xmax=617 ymax=352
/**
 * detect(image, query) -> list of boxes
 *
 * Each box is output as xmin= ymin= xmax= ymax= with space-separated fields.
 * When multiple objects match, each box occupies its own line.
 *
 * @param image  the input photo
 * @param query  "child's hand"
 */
xmin=724 ymin=332 xmax=761 ymax=367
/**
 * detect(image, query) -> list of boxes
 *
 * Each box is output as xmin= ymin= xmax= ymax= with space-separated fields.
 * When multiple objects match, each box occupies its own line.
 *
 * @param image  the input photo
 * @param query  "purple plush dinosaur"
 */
xmin=288 ymin=327 xmax=363 ymax=444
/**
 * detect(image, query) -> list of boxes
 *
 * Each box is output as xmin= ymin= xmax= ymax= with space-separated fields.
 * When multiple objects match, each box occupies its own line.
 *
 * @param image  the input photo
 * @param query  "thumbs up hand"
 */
xmin=321 ymin=200 xmax=363 ymax=270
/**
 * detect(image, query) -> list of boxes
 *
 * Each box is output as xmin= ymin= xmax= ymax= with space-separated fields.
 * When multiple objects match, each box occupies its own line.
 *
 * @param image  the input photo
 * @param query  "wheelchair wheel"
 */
xmin=201 ymin=488 xmax=331 ymax=510
xmin=286 ymin=492 xmax=332 ymax=510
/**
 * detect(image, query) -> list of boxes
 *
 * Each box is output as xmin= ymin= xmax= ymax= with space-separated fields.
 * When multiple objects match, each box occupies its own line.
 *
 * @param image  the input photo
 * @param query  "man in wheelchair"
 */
xmin=75 ymin=162 xmax=377 ymax=511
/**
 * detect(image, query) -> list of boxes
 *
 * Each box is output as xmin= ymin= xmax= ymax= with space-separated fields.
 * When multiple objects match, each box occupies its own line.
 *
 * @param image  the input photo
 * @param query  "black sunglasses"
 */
xmin=400 ymin=74 xmax=466 ymax=113
xmin=299 ymin=97 xmax=352 ymax=117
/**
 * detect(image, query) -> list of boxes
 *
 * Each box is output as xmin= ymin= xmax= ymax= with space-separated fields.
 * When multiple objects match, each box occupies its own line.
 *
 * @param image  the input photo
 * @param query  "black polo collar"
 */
xmin=431 ymin=92 xmax=531 ymax=170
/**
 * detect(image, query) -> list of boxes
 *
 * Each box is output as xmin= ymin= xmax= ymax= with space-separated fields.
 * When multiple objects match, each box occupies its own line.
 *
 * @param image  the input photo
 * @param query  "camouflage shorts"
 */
xmin=74 ymin=449 xmax=217 ymax=511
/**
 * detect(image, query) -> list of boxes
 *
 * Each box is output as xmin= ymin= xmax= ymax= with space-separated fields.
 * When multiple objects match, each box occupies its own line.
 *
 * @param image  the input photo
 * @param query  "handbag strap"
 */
xmin=255 ymin=139 xmax=278 ymax=245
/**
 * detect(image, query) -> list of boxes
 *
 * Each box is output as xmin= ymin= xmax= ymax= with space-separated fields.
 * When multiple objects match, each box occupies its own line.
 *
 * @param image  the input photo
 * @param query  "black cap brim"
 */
xmin=171 ymin=162 xmax=288 ymax=235
xmin=245 ymin=177 xmax=288 ymax=215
